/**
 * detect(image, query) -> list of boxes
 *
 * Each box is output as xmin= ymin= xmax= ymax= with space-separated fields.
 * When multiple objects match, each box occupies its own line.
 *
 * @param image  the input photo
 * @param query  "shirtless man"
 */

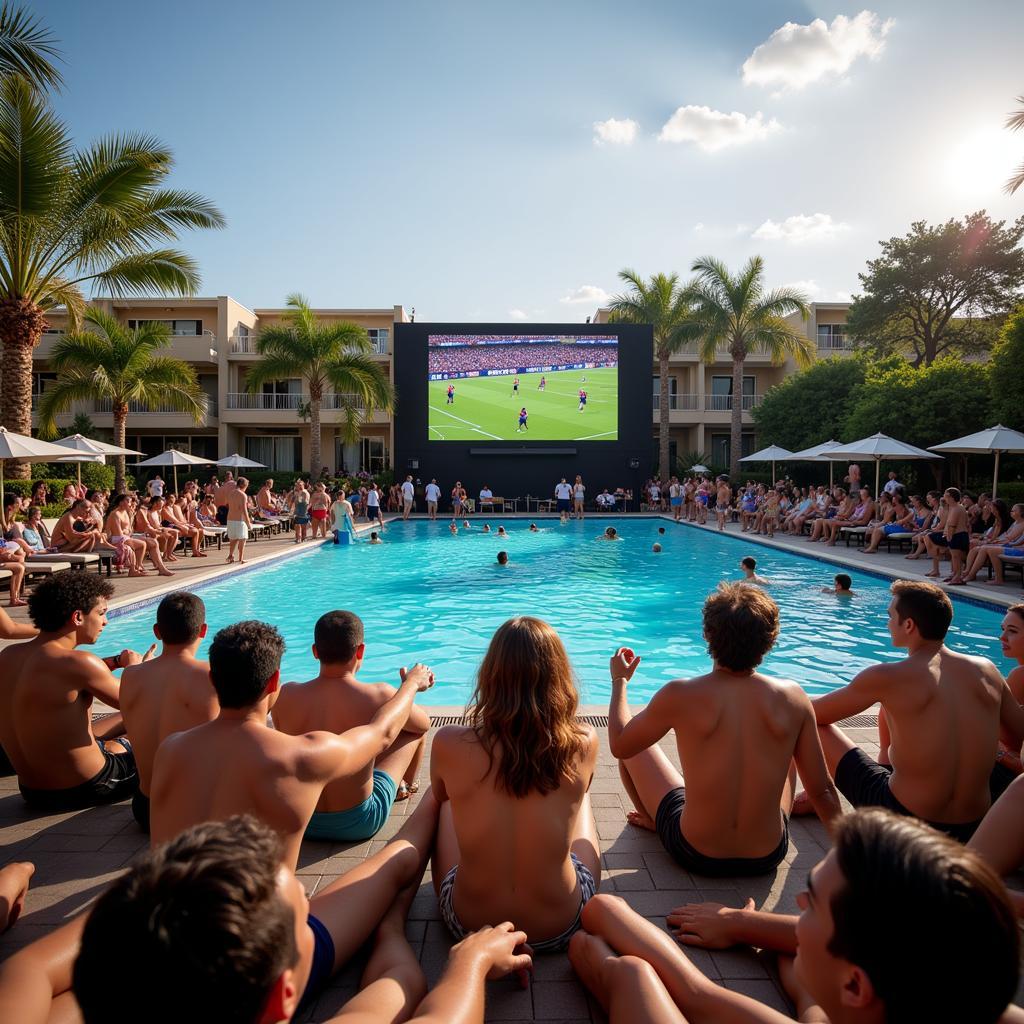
xmin=213 ymin=471 xmax=236 ymax=526
xmin=715 ymin=477 xmax=732 ymax=531
xmin=925 ymin=486 xmax=971 ymax=584
xmin=0 ymin=572 xmax=154 ymax=810
xmin=119 ymin=592 xmax=218 ymax=833
xmin=739 ymin=556 xmax=770 ymax=585
xmin=800 ymin=580 xmax=1024 ymax=840
xmin=51 ymin=500 xmax=98 ymax=553
xmin=108 ymin=493 xmax=172 ymax=576
xmin=256 ymin=478 xmax=280 ymax=519
xmin=134 ymin=499 xmax=178 ymax=562
xmin=150 ymin=619 xmax=434 ymax=869
xmin=272 ymin=611 xmax=429 ymax=841
xmin=226 ymin=477 xmax=252 ymax=563
xmin=161 ymin=493 xmax=205 ymax=556
xmin=610 ymin=583 xmax=840 ymax=875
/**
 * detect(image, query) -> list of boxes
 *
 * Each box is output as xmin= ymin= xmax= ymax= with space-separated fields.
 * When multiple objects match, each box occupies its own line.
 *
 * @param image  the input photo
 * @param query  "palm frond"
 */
xmin=325 ymin=352 xmax=395 ymax=410
xmin=37 ymin=276 xmax=85 ymax=327
xmin=35 ymin=375 xmax=102 ymax=437
xmin=79 ymin=249 xmax=201 ymax=296
xmin=0 ymin=3 xmax=62 ymax=92
xmin=1006 ymin=161 xmax=1024 ymax=195
xmin=244 ymin=352 xmax=310 ymax=391
xmin=1006 ymin=97 xmax=1024 ymax=133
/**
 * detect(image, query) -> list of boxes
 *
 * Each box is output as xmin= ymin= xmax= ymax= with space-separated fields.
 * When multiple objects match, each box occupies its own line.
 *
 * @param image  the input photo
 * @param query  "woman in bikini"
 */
xmin=308 ymin=483 xmax=331 ymax=539
xmin=431 ymin=617 xmax=601 ymax=954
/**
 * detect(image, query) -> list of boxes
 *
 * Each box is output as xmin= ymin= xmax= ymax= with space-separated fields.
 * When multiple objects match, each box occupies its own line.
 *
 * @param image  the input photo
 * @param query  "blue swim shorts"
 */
xmin=305 ymin=769 xmax=399 ymax=841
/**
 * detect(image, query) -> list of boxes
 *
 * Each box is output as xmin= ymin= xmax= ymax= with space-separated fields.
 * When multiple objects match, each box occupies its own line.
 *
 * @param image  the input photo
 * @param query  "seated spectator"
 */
xmin=609 ymin=583 xmax=839 ymax=876
xmin=431 ymin=616 xmax=601 ymax=952
xmin=271 ymin=610 xmax=429 ymax=840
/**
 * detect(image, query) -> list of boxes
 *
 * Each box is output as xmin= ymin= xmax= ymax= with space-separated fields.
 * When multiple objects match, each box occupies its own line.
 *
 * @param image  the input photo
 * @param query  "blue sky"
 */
xmin=36 ymin=0 xmax=1024 ymax=319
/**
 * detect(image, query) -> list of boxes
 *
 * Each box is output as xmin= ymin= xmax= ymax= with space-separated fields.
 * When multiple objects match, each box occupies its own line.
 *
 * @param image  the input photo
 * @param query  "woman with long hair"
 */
xmin=431 ymin=616 xmax=601 ymax=952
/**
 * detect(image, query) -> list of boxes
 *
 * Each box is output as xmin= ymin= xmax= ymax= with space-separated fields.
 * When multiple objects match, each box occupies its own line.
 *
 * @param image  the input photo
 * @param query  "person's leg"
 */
xmin=7 ymin=563 xmax=25 ymax=606
xmin=618 ymin=744 xmax=684 ymax=832
xmin=237 ymin=536 xmax=246 ymax=564
xmin=988 ymin=551 xmax=1008 ymax=585
xmin=314 ymin=789 xmax=440 ymax=971
xmin=146 ymin=537 xmax=173 ymax=576
xmin=375 ymin=732 xmax=426 ymax=799
xmin=569 ymin=931 xmax=689 ymax=1024
xmin=0 ymin=861 xmax=34 ymax=933
xmin=94 ymin=713 xmax=126 ymax=741
xmin=968 ymin=773 xmax=1024 ymax=877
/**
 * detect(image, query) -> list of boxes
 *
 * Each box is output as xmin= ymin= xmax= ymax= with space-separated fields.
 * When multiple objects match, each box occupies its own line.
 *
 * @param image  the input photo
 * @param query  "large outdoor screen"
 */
xmin=427 ymin=333 xmax=618 ymax=441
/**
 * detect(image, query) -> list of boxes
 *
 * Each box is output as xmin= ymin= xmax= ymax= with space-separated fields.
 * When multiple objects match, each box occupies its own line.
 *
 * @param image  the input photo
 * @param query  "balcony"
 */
xmin=93 ymin=397 xmax=218 ymax=420
xmin=652 ymin=394 xmax=700 ymax=411
xmin=705 ymin=395 xmax=762 ymax=412
xmin=817 ymin=337 xmax=855 ymax=352
xmin=223 ymin=392 xmax=389 ymax=425
xmin=33 ymin=329 xmax=217 ymax=363
xmin=230 ymin=332 xmax=390 ymax=357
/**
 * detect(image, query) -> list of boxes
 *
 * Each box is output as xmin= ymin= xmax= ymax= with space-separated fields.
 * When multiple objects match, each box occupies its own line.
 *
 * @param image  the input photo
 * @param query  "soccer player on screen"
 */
xmin=538 ymin=376 xmax=546 ymax=391
xmin=517 ymin=407 xmax=528 ymax=432
xmin=578 ymin=389 xmax=587 ymax=412
xmin=511 ymin=376 xmax=519 ymax=396
xmin=446 ymin=383 xmax=455 ymax=404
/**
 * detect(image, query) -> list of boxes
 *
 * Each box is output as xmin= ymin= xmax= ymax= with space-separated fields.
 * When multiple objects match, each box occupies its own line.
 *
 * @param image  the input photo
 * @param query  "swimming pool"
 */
xmin=100 ymin=518 xmax=1014 ymax=705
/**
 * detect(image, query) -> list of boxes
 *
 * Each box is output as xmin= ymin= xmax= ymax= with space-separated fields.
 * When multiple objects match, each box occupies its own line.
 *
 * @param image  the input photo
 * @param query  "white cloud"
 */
xmin=752 ymin=213 xmax=850 ymax=243
xmin=508 ymin=309 xmax=529 ymax=321
xmin=560 ymin=285 xmax=611 ymax=306
xmin=593 ymin=117 xmax=638 ymax=146
xmin=657 ymin=106 xmax=781 ymax=152
xmin=835 ymin=291 xmax=852 ymax=302
xmin=780 ymin=279 xmax=822 ymax=298
xmin=742 ymin=11 xmax=894 ymax=93
xmin=693 ymin=222 xmax=705 ymax=232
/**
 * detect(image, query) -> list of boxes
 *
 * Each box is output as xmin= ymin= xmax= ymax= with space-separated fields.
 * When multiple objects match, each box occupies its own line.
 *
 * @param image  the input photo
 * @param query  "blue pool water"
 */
xmin=100 ymin=518 xmax=1014 ymax=705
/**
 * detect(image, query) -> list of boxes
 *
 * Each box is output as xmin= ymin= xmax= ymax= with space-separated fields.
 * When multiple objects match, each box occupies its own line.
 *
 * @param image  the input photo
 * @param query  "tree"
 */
xmin=1006 ymin=95 xmax=1024 ymax=195
xmin=688 ymin=255 xmax=812 ymax=481
xmin=990 ymin=306 xmax=1024 ymax=430
xmin=843 ymin=358 xmax=992 ymax=464
xmin=752 ymin=356 xmax=867 ymax=452
xmin=35 ymin=311 xmax=207 ymax=492
xmin=246 ymin=295 xmax=395 ymax=479
xmin=846 ymin=212 xmax=1024 ymax=366
xmin=0 ymin=3 xmax=62 ymax=91
xmin=608 ymin=270 xmax=700 ymax=481
xmin=0 ymin=79 xmax=224 ymax=478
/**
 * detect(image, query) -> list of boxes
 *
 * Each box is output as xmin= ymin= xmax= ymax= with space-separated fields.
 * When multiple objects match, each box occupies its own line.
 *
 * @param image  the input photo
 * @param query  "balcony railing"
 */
xmin=231 ymin=332 xmax=389 ymax=356
xmin=93 ymin=398 xmax=217 ymax=417
xmin=226 ymin=393 xmax=368 ymax=411
xmin=705 ymin=394 xmax=761 ymax=411
xmin=652 ymin=393 xmax=700 ymax=411
xmin=817 ymin=337 xmax=855 ymax=351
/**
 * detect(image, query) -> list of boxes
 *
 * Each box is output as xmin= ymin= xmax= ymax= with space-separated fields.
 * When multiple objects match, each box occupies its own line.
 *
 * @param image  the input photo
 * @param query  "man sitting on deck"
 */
xmin=0 ymin=572 xmax=154 ymax=810
xmin=796 ymin=579 xmax=1024 ymax=841
xmin=119 ymin=592 xmax=219 ymax=833
xmin=609 ymin=582 xmax=840 ymax=876
xmin=149 ymin=620 xmax=434 ymax=869
xmin=272 ymin=610 xmax=429 ymax=840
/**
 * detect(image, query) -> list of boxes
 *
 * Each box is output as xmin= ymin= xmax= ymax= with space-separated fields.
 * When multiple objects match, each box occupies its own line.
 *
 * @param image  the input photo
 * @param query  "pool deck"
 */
xmin=0 ymin=512 xmax=1021 ymax=1021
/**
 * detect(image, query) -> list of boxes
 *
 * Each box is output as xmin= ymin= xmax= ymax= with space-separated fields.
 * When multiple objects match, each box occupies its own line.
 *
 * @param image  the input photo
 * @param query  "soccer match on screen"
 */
xmin=427 ymin=334 xmax=619 ymax=441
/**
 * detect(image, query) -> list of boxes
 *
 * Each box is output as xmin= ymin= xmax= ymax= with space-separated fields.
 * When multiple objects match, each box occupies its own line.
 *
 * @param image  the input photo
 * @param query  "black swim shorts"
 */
xmin=19 ymin=739 xmax=138 ymax=811
xmin=557 ymin=498 xmax=571 ymax=513
xmin=928 ymin=530 xmax=970 ymax=552
xmin=835 ymin=747 xmax=981 ymax=843
xmin=655 ymin=787 xmax=789 ymax=877
xmin=297 ymin=912 xmax=336 ymax=1015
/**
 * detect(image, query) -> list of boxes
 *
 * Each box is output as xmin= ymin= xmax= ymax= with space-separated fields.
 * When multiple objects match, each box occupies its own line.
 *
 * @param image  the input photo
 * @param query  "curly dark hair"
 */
xmin=27 ymin=570 xmax=114 ymax=632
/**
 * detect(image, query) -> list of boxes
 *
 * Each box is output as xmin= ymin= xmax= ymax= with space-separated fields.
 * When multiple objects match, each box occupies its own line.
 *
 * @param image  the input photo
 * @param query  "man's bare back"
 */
xmin=431 ymin=724 xmax=600 ymax=941
xmin=226 ymin=487 xmax=249 ymax=523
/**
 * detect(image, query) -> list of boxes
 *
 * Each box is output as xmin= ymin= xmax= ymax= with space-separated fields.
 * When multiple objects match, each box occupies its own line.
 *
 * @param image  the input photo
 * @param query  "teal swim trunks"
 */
xmin=305 ymin=769 xmax=399 ymax=841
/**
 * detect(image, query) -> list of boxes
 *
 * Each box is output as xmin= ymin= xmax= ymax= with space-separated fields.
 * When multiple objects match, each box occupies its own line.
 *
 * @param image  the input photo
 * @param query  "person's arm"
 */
xmin=301 ymin=665 xmax=434 ymax=782
xmin=0 ymin=607 xmax=36 ymax=640
xmin=608 ymin=648 xmax=674 ymax=759
xmin=666 ymin=898 xmax=799 ymax=954
xmin=0 ymin=915 xmax=86 ymax=1024
xmin=792 ymin=699 xmax=842 ymax=829
xmin=998 ymin=676 xmax=1024 ymax=756
xmin=810 ymin=666 xmax=883 ymax=725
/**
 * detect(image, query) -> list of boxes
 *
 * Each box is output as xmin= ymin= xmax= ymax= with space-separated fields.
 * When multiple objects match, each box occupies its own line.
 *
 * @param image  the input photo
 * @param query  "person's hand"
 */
xmin=0 ymin=861 xmax=34 ymax=933
xmin=666 ymin=897 xmax=754 ymax=948
xmin=610 ymin=647 xmax=641 ymax=683
xmin=400 ymin=663 xmax=435 ymax=693
xmin=452 ymin=922 xmax=533 ymax=982
xmin=141 ymin=643 xmax=158 ymax=662
xmin=117 ymin=646 xmax=150 ymax=668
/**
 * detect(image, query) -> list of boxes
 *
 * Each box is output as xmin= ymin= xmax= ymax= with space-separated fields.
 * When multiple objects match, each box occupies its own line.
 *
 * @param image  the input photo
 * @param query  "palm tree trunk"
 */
xmin=309 ymin=394 xmax=322 ymax=479
xmin=113 ymin=406 xmax=128 ymax=494
xmin=0 ymin=298 xmax=48 ymax=478
xmin=658 ymin=351 xmax=671 ymax=480
xmin=729 ymin=354 xmax=744 ymax=481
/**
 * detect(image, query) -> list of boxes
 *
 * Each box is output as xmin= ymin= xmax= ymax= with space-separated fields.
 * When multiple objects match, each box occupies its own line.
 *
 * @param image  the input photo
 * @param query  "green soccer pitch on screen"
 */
xmin=427 ymin=333 xmax=619 ymax=442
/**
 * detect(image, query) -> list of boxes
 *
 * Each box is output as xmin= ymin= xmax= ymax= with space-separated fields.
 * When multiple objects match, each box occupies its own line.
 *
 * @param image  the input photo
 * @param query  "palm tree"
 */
xmin=608 ymin=270 xmax=701 ymax=481
xmin=246 ymin=295 xmax=396 ymax=479
xmin=36 ymin=310 xmax=207 ymax=492
xmin=689 ymin=256 xmax=812 ymax=481
xmin=0 ymin=78 xmax=224 ymax=478
xmin=0 ymin=3 xmax=62 ymax=91
xmin=1006 ymin=94 xmax=1024 ymax=195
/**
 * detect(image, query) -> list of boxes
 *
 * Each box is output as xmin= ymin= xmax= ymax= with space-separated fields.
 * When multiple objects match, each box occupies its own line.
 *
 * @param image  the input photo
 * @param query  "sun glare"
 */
xmin=942 ymin=124 xmax=1021 ymax=199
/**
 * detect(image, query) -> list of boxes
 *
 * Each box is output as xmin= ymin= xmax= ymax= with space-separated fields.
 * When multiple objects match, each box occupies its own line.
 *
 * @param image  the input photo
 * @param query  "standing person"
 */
xmin=577 ymin=388 xmax=587 ymax=412
xmin=446 ymin=382 xmax=455 ymax=404
xmin=573 ymin=475 xmax=586 ymax=520
xmin=538 ymin=375 xmax=547 ymax=391
xmin=431 ymin=616 xmax=601 ymax=952
xmin=290 ymin=479 xmax=311 ymax=543
xmin=401 ymin=475 xmax=416 ymax=520
xmin=213 ymin=473 xmax=236 ymax=526
xmin=329 ymin=489 xmax=356 ymax=544
xmin=308 ymin=483 xmax=331 ymax=540
xmin=517 ymin=406 xmax=528 ymax=432
xmin=668 ymin=476 xmax=683 ymax=522
xmin=925 ymin=487 xmax=971 ymax=585
xmin=847 ymin=462 xmax=862 ymax=496
xmin=146 ymin=474 xmax=164 ymax=500
xmin=425 ymin=477 xmax=441 ymax=520
xmin=554 ymin=477 xmax=573 ymax=516
xmin=451 ymin=480 xmax=464 ymax=517
xmin=609 ymin=583 xmax=839 ymax=875
xmin=715 ymin=477 xmax=732 ymax=531
xmin=226 ymin=478 xmax=252 ymax=565
xmin=511 ymin=375 xmax=519 ymax=397
xmin=119 ymin=592 xmax=218 ymax=833
xmin=366 ymin=481 xmax=384 ymax=527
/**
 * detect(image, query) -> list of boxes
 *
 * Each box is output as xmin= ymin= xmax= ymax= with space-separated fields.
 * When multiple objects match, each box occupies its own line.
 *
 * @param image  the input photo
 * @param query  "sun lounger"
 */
xmin=841 ymin=526 xmax=869 ymax=546
xmin=24 ymin=561 xmax=72 ymax=577
xmin=26 ymin=552 xmax=100 ymax=570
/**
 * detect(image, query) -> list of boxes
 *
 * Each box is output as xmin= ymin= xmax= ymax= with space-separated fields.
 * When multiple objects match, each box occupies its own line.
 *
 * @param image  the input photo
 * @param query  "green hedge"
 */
xmin=175 ymin=469 xmax=395 ymax=493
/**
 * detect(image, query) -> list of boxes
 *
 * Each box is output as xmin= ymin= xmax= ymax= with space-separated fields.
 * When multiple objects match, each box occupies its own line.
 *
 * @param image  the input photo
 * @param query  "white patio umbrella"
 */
xmin=688 ymin=463 xmax=709 ymax=474
xmin=827 ymin=432 xmax=942 ymax=497
xmin=0 ymin=426 xmax=77 ymax=506
xmin=54 ymin=434 xmax=144 ymax=489
xmin=788 ymin=439 xmax=845 ymax=488
xmin=216 ymin=453 xmax=266 ymax=469
xmin=929 ymin=425 xmax=1024 ymax=499
xmin=739 ymin=444 xmax=794 ymax=484
xmin=135 ymin=449 xmax=215 ymax=492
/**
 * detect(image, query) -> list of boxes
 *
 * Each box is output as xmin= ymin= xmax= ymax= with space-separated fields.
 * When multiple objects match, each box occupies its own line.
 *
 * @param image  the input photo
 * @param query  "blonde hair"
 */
xmin=466 ymin=617 xmax=588 ymax=797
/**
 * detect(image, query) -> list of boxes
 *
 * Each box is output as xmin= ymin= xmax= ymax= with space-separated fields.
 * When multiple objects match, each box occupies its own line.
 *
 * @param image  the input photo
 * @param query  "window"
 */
xmin=652 ymin=375 xmax=679 ymax=411
xmin=128 ymin=319 xmax=203 ymax=336
xmin=816 ymin=324 xmax=849 ymax=350
xmin=711 ymin=376 xmax=755 ymax=397
xmin=32 ymin=372 xmax=57 ymax=396
xmin=366 ymin=328 xmax=389 ymax=354
xmin=711 ymin=433 xmax=757 ymax=467
xmin=245 ymin=436 xmax=301 ymax=471
xmin=260 ymin=379 xmax=302 ymax=409
xmin=360 ymin=436 xmax=387 ymax=474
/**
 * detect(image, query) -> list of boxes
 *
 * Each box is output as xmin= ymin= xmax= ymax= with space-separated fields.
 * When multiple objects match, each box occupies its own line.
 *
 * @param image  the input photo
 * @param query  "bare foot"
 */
xmin=626 ymin=809 xmax=656 ymax=831
xmin=226 ymin=557 xmax=234 ymax=563
xmin=791 ymin=790 xmax=815 ymax=816
xmin=128 ymin=570 xmax=146 ymax=578
xmin=238 ymin=559 xmax=246 ymax=564
xmin=158 ymin=569 xmax=174 ymax=577
xmin=924 ymin=570 xmax=940 ymax=577
xmin=194 ymin=552 xmax=208 ymax=558
xmin=8 ymin=598 xmax=27 ymax=607
xmin=905 ymin=553 xmax=920 ymax=560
